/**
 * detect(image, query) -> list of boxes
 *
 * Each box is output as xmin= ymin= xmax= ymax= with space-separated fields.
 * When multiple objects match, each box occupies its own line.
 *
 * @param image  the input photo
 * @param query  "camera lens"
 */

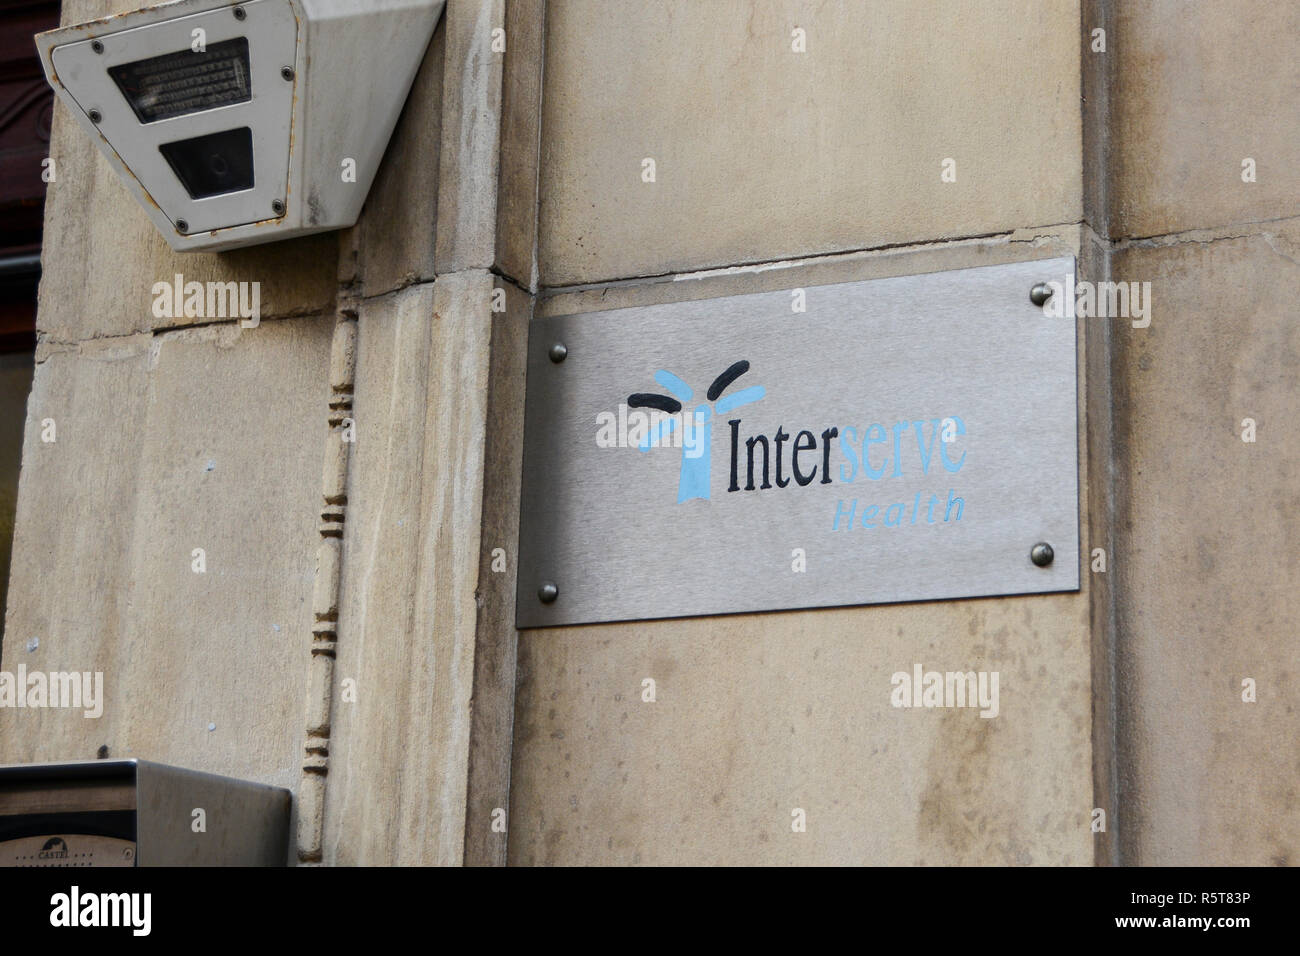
xmin=159 ymin=127 xmax=254 ymax=199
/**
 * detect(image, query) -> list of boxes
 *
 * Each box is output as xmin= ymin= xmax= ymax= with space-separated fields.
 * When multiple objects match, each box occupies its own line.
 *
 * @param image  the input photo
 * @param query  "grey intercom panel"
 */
xmin=0 ymin=760 xmax=290 ymax=866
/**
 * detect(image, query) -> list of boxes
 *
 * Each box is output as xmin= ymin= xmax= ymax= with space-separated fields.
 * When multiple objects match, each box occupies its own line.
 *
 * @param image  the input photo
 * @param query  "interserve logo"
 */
xmin=626 ymin=360 xmax=765 ymax=502
xmin=596 ymin=358 xmax=969 ymax=530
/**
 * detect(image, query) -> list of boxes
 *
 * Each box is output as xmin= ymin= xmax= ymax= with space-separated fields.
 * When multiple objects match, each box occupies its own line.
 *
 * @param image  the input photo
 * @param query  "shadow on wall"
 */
xmin=0 ymin=351 xmax=34 ymax=659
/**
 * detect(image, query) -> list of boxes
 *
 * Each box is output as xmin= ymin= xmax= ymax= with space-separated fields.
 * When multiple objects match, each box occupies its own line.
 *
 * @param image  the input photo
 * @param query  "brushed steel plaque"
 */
xmin=517 ymin=257 xmax=1079 ymax=628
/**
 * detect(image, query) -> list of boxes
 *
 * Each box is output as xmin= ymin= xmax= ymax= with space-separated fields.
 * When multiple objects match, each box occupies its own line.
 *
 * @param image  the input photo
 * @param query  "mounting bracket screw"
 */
xmin=548 ymin=343 xmax=568 ymax=364
xmin=1030 ymin=282 xmax=1054 ymax=307
xmin=538 ymin=582 xmax=558 ymax=604
xmin=1030 ymin=542 xmax=1055 ymax=567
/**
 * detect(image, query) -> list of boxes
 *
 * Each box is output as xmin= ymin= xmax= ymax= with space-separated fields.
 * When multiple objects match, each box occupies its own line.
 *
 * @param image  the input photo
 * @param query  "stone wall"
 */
xmin=2 ymin=0 xmax=1293 ymax=866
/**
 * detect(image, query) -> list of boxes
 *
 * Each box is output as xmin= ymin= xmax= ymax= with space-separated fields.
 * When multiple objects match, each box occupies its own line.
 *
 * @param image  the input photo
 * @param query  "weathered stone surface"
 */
xmin=1078 ymin=224 xmax=1120 ymax=867
xmin=508 ymin=241 xmax=1095 ymax=864
xmin=536 ymin=227 xmax=1083 ymax=319
xmin=538 ymin=0 xmax=1082 ymax=286
xmin=0 ymin=354 xmax=35 ymax=648
xmin=63 ymin=0 xmax=153 ymax=17
xmin=341 ymin=16 xmax=447 ymax=295
xmin=0 ymin=316 xmax=333 ymax=795
xmin=0 ymin=335 xmax=151 ymax=759
xmin=493 ymin=0 xmax=546 ymax=290
xmin=463 ymin=280 xmax=529 ymax=865
xmin=324 ymin=272 xmax=496 ymax=865
xmin=509 ymin=597 xmax=1093 ymax=865
xmin=1109 ymin=224 xmax=1300 ymax=865
xmin=1106 ymin=1 xmax=1300 ymax=239
xmin=433 ymin=0 xmax=506 ymax=272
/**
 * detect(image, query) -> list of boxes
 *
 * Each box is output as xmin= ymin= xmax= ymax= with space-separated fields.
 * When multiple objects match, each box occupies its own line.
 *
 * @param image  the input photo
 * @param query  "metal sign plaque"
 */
xmin=517 ymin=257 xmax=1079 ymax=628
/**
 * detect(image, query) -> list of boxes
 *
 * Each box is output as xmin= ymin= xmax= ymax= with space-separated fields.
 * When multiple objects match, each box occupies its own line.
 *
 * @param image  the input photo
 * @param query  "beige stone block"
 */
xmin=1109 ymin=224 xmax=1300 ymax=865
xmin=537 ymin=226 xmax=1083 ymax=319
xmin=538 ymin=0 xmax=1082 ymax=286
xmin=296 ymin=771 xmax=325 ymax=861
xmin=312 ymin=537 xmax=342 ymax=622
xmin=305 ymin=652 xmax=334 ymax=738
xmin=463 ymin=279 xmax=529 ymax=865
xmin=1078 ymin=224 xmax=1120 ymax=866
xmin=1107 ymin=1 xmax=1300 ymax=238
xmin=494 ymin=0 xmax=546 ymax=290
xmin=62 ymin=0 xmax=155 ymax=19
xmin=0 ymin=316 xmax=334 ymax=794
xmin=320 ymin=427 xmax=349 ymax=506
xmin=509 ymin=596 xmax=1093 ymax=865
xmin=328 ymin=317 xmax=358 ymax=394
xmin=433 ymin=0 xmax=506 ymax=272
xmin=0 ymin=354 xmax=35 ymax=635
xmin=0 ymin=336 xmax=152 ymax=763
xmin=324 ymin=272 xmax=496 ymax=865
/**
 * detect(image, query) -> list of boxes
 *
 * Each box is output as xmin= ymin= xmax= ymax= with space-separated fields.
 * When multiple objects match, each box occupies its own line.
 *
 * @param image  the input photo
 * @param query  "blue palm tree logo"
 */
xmin=628 ymin=360 xmax=766 ymax=502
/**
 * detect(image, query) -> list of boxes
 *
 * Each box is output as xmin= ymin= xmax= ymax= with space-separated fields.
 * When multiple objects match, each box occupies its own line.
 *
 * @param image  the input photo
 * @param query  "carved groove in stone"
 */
xmin=296 ymin=312 xmax=358 ymax=864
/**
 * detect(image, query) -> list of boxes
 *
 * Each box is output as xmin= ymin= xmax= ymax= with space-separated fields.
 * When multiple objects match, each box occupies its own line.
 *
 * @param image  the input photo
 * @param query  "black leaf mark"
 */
xmin=627 ymin=393 xmax=682 ymax=413
xmin=706 ymin=360 xmax=750 ymax=401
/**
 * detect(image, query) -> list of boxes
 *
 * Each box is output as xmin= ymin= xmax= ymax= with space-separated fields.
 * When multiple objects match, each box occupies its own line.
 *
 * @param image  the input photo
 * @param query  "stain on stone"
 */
xmin=1195 ymin=536 xmax=1216 ymax=574
xmin=917 ymin=708 xmax=1002 ymax=860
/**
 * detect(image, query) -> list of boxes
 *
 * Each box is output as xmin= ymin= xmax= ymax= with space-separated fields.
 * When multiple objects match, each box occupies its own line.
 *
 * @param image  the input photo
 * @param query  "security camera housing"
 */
xmin=37 ymin=0 xmax=445 ymax=252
